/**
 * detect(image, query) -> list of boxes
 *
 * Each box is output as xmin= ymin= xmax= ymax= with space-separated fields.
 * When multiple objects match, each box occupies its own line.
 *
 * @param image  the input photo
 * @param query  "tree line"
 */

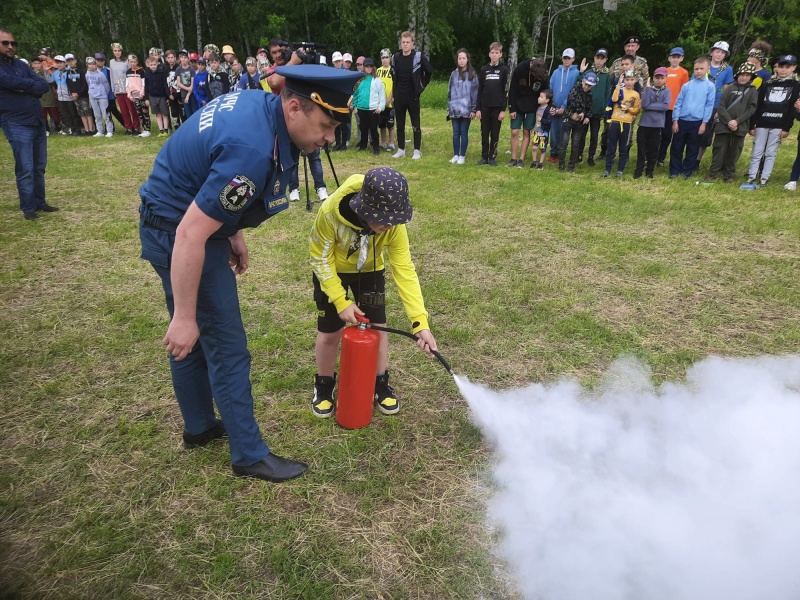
xmin=4 ymin=0 xmax=798 ymax=76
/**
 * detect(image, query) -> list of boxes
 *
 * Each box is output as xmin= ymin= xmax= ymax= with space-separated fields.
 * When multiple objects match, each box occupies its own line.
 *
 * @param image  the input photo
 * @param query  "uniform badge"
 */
xmin=220 ymin=175 xmax=256 ymax=211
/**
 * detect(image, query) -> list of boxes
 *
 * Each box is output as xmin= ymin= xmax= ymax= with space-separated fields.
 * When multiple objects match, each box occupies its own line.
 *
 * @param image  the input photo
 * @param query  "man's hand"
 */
xmin=163 ymin=316 xmax=199 ymax=361
xmin=509 ymin=111 xmax=517 ymax=120
xmin=728 ymin=120 xmax=738 ymax=131
xmin=698 ymin=122 xmax=706 ymax=135
xmin=579 ymin=58 xmax=588 ymax=72
xmin=338 ymin=303 xmax=365 ymax=324
xmin=498 ymin=111 xmax=505 ymax=121
xmin=229 ymin=231 xmax=249 ymax=275
xmin=780 ymin=130 xmax=790 ymax=139
xmin=415 ymin=329 xmax=438 ymax=357
xmin=475 ymin=110 xmax=482 ymax=120
xmin=673 ymin=121 xmax=679 ymax=134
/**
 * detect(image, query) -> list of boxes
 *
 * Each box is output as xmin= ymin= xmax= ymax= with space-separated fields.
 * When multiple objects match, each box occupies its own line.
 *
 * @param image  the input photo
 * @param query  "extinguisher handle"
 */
xmin=355 ymin=314 xmax=371 ymax=324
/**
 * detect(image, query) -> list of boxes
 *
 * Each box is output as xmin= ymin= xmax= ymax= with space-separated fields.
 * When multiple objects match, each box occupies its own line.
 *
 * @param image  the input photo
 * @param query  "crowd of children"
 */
xmin=445 ymin=38 xmax=800 ymax=190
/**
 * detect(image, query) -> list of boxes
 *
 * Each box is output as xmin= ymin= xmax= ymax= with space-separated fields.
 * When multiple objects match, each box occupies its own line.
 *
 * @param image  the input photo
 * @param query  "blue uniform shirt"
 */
xmin=139 ymin=90 xmax=296 ymax=238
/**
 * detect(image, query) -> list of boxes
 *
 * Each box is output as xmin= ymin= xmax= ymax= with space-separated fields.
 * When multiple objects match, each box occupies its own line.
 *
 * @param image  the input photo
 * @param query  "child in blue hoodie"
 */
xmin=548 ymin=48 xmax=579 ymax=162
xmin=191 ymin=58 xmax=210 ymax=107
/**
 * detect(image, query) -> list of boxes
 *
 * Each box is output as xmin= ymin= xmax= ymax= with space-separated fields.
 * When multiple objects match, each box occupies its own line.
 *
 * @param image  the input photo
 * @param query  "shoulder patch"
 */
xmin=220 ymin=175 xmax=256 ymax=211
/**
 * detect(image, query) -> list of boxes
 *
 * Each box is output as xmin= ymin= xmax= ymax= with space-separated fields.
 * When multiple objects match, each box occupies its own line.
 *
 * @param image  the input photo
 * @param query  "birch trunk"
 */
xmin=133 ymin=0 xmax=147 ymax=56
xmin=508 ymin=30 xmax=519 ymax=70
xmin=531 ymin=13 xmax=543 ymax=54
xmin=147 ymin=0 xmax=165 ymax=50
xmin=195 ymin=0 xmax=202 ymax=51
xmin=170 ymin=0 xmax=185 ymax=51
xmin=105 ymin=2 xmax=119 ymax=42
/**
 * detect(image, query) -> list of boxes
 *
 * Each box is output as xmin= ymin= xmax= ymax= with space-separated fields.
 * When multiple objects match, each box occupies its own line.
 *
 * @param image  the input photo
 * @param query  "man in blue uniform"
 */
xmin=139 ymin=65 xmax=363 ymax=483
xmin=0 ymin=26 xmax=59 ymax=220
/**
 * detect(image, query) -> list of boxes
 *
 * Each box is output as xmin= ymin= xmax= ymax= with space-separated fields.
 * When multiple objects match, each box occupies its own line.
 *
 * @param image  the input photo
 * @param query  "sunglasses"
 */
xmin=2 ymin=40 xmax=18 ymax=47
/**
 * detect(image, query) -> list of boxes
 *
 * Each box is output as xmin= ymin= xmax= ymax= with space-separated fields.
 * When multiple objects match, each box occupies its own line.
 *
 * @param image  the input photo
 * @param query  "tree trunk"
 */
xmin=195 ymin=0 xmax=202 ymax=51
xmin=203 ymin=0 xmax=213 ymax=42
xmin=508 ymin=29 xmax=519 ymax=70
xmin=531 ymin=13 xmax=543 ymax=55
xmin=147 ymin=0 xmax=165 ymax=50
xmin=104 ymin=2 xmax=119 ymax=42
xmin=133 ymin=0 xmax=147 ymax=56
xmin=170 ymin=0 xmax=185 ymax=51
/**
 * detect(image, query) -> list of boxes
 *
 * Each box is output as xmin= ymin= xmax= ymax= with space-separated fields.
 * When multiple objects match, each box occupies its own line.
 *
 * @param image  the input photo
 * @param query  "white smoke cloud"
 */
xmin=457 ymin=355 xmax=800 ymax=600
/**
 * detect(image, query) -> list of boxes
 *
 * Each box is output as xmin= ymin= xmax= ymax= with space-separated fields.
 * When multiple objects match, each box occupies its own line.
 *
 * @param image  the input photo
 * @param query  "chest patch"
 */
xmin=220 ymin=175 xmax=256 ymax=211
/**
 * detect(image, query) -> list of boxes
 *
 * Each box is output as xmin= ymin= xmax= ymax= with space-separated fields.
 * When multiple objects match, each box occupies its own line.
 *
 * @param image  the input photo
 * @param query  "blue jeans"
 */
xmin=183 ymin=95 xmax=199 ymax=120
xmin=670 ymin=120 xmax=703 ymax=177
xmin=549 ymin=113 xmax=563 ymax=158
xmin=2 ymin=121 xmax=48 ymax=215
xmin=289 ymin=149 xmax=326 ymax=191
xmin=451 ymin=117 xmax=470 ymax=156
xmin=139 ymin=223 xmax=271 ymax=467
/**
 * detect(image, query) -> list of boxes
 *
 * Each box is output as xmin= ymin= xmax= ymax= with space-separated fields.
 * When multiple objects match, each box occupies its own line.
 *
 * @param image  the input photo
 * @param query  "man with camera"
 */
xmin=267 ymin=39 xmax=332 ymax=203
xmin=138 ymin=65 xmax=362 ymax=483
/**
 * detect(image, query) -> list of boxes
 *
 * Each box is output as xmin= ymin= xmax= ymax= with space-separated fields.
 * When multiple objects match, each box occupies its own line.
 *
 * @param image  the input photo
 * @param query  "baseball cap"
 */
xmin=777 ymin=54 xmax=798 ymax=65
xmin=381 ymin=48 xmax=392 ymax=59
xmin=196 ymin=57 xmax=205 ymax=64
xmin=178 ymin=48 xmax=189 ymax=56
xmin=54 ymin=55 xmax=66 ymax=62
xmin=562 ymin=48 xmax=575 ymax=59
xmin=94 ymin=52 xmax=106 ymax=60
xmin=711 ymin=41 xmax=730 ymax=55
xmin=189 ymin=52 xmax=199 ymax=61
xmin=64 ymin=53 xmax=75 ymax=60
xmin=350 ymin=167 xmax=413 ymax=227
xmin=38 ymin=47 xmax=51 ymax=56
xmin=595 ymin=48 xmax=608 ymax=57
xmin=342 ymin=53 xmax=353 ymax=62
xmin=654 ymin=67 xmax=668 ymax=76
xmin=276 ymin=64 xmax=365 ymax=123
xmin=363 ymin=57 xmax=375 ymax=67
xmin=583 ymin=72 xmax=598 ymax=86
xmin=332 ymin=51 xmax=343 ymax=62
xmin=669 ymin=47 xmax=685 ymax=56
xmin=257 ymin=47 xmax=268 ymax=55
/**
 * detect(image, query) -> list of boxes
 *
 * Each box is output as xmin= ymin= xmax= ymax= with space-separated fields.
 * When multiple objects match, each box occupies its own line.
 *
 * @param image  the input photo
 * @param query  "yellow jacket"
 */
xmin=309 ymin=174 xmax=429 ymax=333
xmin=609 ymin=87 xmax=641 ymax=123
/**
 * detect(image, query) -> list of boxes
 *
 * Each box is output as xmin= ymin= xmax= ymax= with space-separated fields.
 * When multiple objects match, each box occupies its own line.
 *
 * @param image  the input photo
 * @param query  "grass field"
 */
xmin=2 ymin=81 xmax=800 ymax=599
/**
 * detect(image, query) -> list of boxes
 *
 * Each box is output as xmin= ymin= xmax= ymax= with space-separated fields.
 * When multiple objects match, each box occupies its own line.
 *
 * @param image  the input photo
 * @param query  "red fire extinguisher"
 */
xmin=336 ymin=315 xmax=380 ymax=429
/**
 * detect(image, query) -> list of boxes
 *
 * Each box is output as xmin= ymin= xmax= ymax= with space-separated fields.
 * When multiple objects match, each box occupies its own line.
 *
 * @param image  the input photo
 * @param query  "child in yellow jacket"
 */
xmin=603 ymin=70 xmax=641 ymax=176
xmin=309 ymin=167 xmax=438 ymax=418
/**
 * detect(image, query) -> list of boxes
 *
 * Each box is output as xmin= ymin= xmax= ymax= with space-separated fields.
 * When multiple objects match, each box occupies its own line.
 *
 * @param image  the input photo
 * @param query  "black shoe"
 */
xmin=516 ymin=160 xmax=524 ymax=168
xmin=312 ymin=374 xmax=336 ymax=418
xmin=37 ymin=204 xmax=59 ymax=212
xmin=505 ymin=159 xmax=517 ymax=167
xmin=24 ymin=212 xmax=38 ymax=220
xmin=373 ymin=148 xmax=380 ymax=155
xmin=232 ymin=453 xmax=308 ymax=482
xmin=374 ymin=371 xmax=399 ymax=415
xmin=476 ymin=158 xmax=488 ymax=165
xmin=488 ymin=158 xmax=497 ymax=166
xmin=587 ymin=157 xmax=595 ymax=167
xmin=182 ymin=421 xmax=227 ymax=449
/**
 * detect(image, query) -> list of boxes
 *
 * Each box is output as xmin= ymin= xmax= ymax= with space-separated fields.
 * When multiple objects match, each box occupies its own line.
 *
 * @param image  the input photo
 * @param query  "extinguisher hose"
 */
xmin=365 ymin=324 xmax=454 ymax=376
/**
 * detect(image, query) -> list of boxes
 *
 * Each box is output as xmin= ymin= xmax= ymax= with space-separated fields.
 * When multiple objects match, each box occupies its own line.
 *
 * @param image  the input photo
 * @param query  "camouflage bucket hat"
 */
xmin=149 ymin=47 xmax=163 ymax=56
xmin=737 ymin=62 xmax=757 ymax=77
xmin=350 ymin=167 xmax=412 ymax=226
xmin=204 ymin=44 xmax=220 ymax=54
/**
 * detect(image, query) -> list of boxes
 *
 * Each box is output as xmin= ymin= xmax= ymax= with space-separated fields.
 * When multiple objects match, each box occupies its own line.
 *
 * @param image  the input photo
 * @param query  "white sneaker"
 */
xmin=784 ymin=181 xmax=797 ymax=191
xmin=316 ymin=187 xmax=328 ymax=200
xmin=387 ymin=144 xmax=395 ymax=151
xmin=449 ymin=155 xmax=459 ymax=164
xmin=412 ymin=150 xmax=422 ymax=160
xmin=456 ymin=156 xmax=465 ymax=165
xmin=93 ymin=132 xmax=103 ymax=137
xmin=391 ymin=149 xmax=405 ymax=158
xmin=289 ymin=189 xmax=300 ymax=202
xmin=46 ymin=131 xmax=50 ymax=137
xmin=106 ymin=132 xmax=114 ymax=138
xmin=139 ymin=130 xmax=151 ymax=138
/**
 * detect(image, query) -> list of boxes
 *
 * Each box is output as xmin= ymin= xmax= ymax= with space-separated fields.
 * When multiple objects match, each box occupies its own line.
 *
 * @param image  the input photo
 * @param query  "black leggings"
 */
xmin=394 ymin=95 xmax=421 ymax=151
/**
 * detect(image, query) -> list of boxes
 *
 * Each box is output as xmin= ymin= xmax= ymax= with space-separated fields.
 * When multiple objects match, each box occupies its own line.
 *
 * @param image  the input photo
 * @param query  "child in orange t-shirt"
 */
xmin=658 ymin=47 xmax=690 ymax=164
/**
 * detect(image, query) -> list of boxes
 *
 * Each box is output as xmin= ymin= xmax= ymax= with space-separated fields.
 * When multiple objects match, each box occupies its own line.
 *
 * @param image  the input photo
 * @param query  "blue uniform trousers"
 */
xmin=139 ymin=223 xmax=270 ymax=467
xmin=2 ymin=121 xmax=48 ymax=215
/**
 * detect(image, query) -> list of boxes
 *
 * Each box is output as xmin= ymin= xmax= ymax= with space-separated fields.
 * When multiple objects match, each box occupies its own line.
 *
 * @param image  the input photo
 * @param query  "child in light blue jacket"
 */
xmin=350 ymin=58 xmax=386 ymax=154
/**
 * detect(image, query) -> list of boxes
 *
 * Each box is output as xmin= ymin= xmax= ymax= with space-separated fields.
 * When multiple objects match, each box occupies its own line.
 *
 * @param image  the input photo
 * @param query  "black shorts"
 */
xmin=379 ymin=107 xmax=395 ymax=129
xmin=313 ymin=270 xmax=386 ymax=333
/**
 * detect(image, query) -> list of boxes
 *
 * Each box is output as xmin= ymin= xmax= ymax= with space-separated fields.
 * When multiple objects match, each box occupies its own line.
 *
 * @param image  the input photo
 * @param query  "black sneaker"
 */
xmin=587 ymin=157 xmax=595 ymax=167
xmin=476 ymin=158 xmax=488 ymax=165
xmin=516 ymin=160 xmax=524 ymax=168
xmin=312 ymin=374 xmax=336 ymax=418
xmin=488 ymin=158 xmax=497 ymax=166
xmin=374 ymin=372 xmax=399 ymax=415
xmin=182 ymin=421 xmax=227 ymax=448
